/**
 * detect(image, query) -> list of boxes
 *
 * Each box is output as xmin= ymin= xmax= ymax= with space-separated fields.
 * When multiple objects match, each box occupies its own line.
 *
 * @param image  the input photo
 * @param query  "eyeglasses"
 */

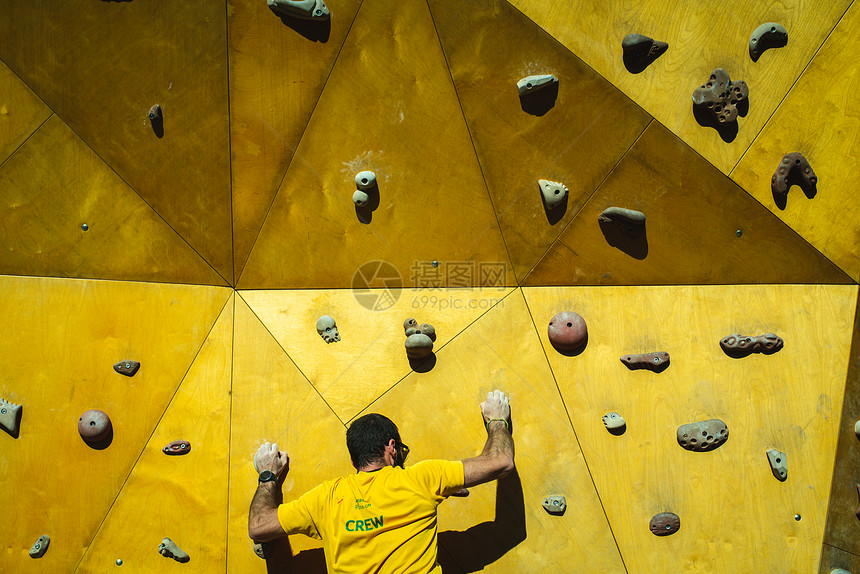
xmin=398 ymin=442 xmax=409 ymax=463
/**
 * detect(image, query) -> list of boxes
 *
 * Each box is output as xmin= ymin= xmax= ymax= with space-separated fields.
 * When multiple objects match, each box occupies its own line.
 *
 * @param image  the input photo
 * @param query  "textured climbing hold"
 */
xmin=542 ymin=495 xmax=567 ymax=515
xmin=148 ymin=104 xmax=161 ymax=121
xmin=316 ymin=315 xmax=340 ymax=343
xmin=598 ymin=207 xmax=646 ymax=238
xmin=29 ymin=535 xmax=50 ymax=558
xmin=113 ymin=360 xmax=140 ymax=377
xmin=538 ymin=180 xmax=568 ymax=210
xmin=621 ymin=34 xmax=668 ymax=72
xmin=78 ymin=409 xmax=112 ymax=443
xmin=692 ymin=69 xmax=748 ymax=125
xmin=405 ymin=334 xmax=434 ymax=359
xmin=159 ymin=537 xmax=190 ymax=563
xmin=602 ymin=412 xmax=626 ymax=433
xmin=516 ymin=74 xmax=558 ymax=97
xmin=547 ymin=311 xmax=587 ymax=352
xmin=720 ymin=333 xmax=783 ymax=357
xmin=353 ymin=190 xmax=369 ymax=207
xmin=163 ymin=440 xmax=191 ymax=456
xmin=620 ymin=352 xmax=669 ymax=372
xmin=766 ymin=448 xmax=787 ymax=481
xmin=355 ymin=171 xmax=376 ymax=191
xmin=649 ymin=512 xmax=680 ymax=536
xmin=253 ymin=542 xmax=267 ymax=559
xmin=267 ymin=0 xmax=330 ymax=20
xmin=0 ymin=397 xmax=22 ymax=437
xmin=749 ymin=23 xmax=788 ymax=61
xmin=771 ymin=153 xmax=817 ymax=200
xmin=677 ymin=419 xmax=729 ymax=452
xmin=418 ymin=323 xmax=436 ymax=342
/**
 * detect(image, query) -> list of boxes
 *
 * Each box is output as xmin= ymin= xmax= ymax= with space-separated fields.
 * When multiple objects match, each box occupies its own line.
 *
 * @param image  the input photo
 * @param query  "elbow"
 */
xmin=495 ymin=455 xmax=515 ymax=480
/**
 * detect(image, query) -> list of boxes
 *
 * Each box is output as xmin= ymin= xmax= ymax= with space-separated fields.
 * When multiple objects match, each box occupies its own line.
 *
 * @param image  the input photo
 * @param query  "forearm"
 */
xmin=482 ymin=420 xmax=515 ymax=466
xmin=249 ymin=481 xmax=284 ymax=541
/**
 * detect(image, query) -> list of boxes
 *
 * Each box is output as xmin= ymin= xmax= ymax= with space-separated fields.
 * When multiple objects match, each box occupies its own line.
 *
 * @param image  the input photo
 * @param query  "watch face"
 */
xmin=259 ymin=470 xmax=276 ymax=483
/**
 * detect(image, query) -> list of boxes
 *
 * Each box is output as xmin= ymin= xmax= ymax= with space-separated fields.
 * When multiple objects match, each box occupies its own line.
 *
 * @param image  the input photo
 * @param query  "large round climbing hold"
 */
xmin=547 ymin=311 xmax=587 ymax=352
xmin=78 ymin=409 xmax=112 ymax=443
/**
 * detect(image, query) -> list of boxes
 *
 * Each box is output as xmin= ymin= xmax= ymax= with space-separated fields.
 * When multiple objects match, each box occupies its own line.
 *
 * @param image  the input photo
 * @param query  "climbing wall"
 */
xmin=2 ymin=0 xmax=860 ymax=572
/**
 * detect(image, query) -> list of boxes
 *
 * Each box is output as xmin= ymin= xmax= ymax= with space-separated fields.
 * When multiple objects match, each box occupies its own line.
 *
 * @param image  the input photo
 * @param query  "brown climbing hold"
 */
xmin=749 ymin=23 xmax=788 ymax=61
xmin=113 ymin=360 xmax=140 ymax=377
xmin=720 ymin=333 xmax=783 ymax=357
xmin=78 ymin=409 xmax=112 ymax=443
xmin=148 ymin=104 xmax=162 ymax=121
xmin=0 ymin=397 xmax=22 ymax=437
xmin=163 ymin=440 xmax=191 ymax=455
xmin=547 ymin=311 xmax=587 ymax=352
xmin=771 ymin=153 xmax=817 ymax=200
xmin=677 ymin=419 xmax=729 ymax=452
xmin=598 ymin=207 xmax=646 ymax=238
xmin=649 ymin=512 xmax=680 ymax=536
xmin=692 ymin=68 xmax=748 ymax=125
xmin=621 ymin=34 xmax=668 ymax=73
xmin=620 ymin=352 xmax=670 ymax=372
xmin=766 ymin=448 xmax=787 ymax=481
xmin=542 ymin=495 xmax=567 ymax=515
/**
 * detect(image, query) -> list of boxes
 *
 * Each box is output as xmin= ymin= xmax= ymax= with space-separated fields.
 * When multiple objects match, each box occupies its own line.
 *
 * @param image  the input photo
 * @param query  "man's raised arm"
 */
xmin=462 ymin=389 xmax=515 ymax=488
xmin=248 ymin=442 xmax=290 ymax=542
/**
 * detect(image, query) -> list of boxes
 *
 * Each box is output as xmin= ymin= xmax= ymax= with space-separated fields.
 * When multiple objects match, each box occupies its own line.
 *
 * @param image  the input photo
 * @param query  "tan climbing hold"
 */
xmin=677 ymin=419 xmax=729 ymax=452
xmin=0 ymin=397 xmax=22 ymax=437
xmin=542 ymin=495 xmax=566 ymax=515
xmin=766 ymin=448 xmax=787 ymax=481
xmin=159 ymin=537 xmax=190 ymax=563
xmin=29 ymin=535 xmax=50 ymax=558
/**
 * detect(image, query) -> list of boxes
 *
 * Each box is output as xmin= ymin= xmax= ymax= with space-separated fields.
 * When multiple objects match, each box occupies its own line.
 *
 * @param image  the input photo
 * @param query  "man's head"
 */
xmin=347 ymin=413 xmax=408 ymax=469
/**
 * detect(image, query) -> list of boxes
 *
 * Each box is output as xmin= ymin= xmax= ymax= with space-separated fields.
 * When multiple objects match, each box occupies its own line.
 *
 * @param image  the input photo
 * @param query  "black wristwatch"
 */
xmin=258 ymin=470 xmax=277 ymax=483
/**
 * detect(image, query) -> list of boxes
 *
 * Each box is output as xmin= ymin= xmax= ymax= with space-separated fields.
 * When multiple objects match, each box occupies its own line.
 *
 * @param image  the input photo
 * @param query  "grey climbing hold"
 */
xmin=749 ymin=23 xmax=788 ymax=61
xmin=267 ymin=0 xmax=330 ymax=20
xmin=538 ymin=179 xmax=568 ymax=210
xmin=29 ymin=535 xmax=50 ymax=558
xmin=148 ymin=105 xmax=162 ymax=121
xmin=405 ymin=334 xmax=434 ymax=359
xmin=766 ymin=448 xmax=787 ymax=481
xmin=516 ymin=74 xmax=558 ymax=97
xmin=602 ymin=412 xmax=626 ymax=433
xmin=316 ymin=315 xmax=340 ymax=343
xmin=355 ymin=171 xmax=376 ymax=191
xmin=253 ymin=542 xmax=266 ymax=559
xmin=622 ymin=34 xmax=668 ymax=72
xmin=831 ymin=569 xmax=852 ymax=574
xmin=677 ymin=419 xmax=729 ymax=451
xmin=353 ymin=190 xmax=369 ymax=207
xmin=542 ymin=495 xmax=566 ymax=515
xmin=598 ymin=207 xmax=646 ymax=237
xmin=113 ymin=360 xmax=140 ymax=377
xmin=159 ymin=537 xmax=190 ymax=563
xmin=854 ymin=420 xmax=860 ymax=441
xmin=0 ymin=397 xmax=22 ymax=437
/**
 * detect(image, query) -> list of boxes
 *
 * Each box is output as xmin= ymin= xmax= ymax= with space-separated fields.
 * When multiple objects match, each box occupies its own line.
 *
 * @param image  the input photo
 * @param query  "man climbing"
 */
xmin=248 ymin=389 xmax=515 ymax=573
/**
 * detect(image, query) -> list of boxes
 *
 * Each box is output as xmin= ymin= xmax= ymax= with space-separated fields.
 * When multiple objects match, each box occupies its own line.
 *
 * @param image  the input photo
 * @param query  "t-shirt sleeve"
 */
xmin=276 ymin=484 xmax=324 ymax=540
xmin=406 ymin=460 xmax=465 ymax=500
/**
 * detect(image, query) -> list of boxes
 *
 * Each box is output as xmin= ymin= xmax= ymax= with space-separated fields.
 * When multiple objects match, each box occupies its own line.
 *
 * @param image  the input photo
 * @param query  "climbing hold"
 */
xmin=620 ymin=352 xmax=669 ymax=372
xmin=855 ymin=484 xmax=860 ymax=521
xmin=113 ymin=360 xmax=140 ymax=377
xmin=418 ymin=323 xmax=436 ymax=342
xmin=621 ymin=34 xmax=668 ymax=72
xmin=28 ymin=535 xmax=50 ymax=558
xmin=78 ymin=409 xmax=112 ymax=443
xmin=148 ymin=105 xmax=162 ymax=121
xmin=677 ymin=419 xmax=729 ymax=452
xmin=547 ymin=311 xmax=587 ymax=352
xmin=163 ymin=440 xmax=191 ymax=456
xmin=771 ymin=153 xmax=817 ymax=200
xmin=516 ymin=74 xmax=558 ymax=97
xmin=353 ymin=190 xmax=369 ymax=207
xmin=766 ymin=448 xmax=787 ymax=481
xmin=749 ymin=23 xmax=788 ymax=61
xmin=538 ymin=179 xmax=568 ymax=210
xmin=854 ymin=420 xmax=860 ymax=441
xmin=159 ymin=537 xmax=190 ymax=563
xmin=598 ymin=207 xmax=646 ymax=238
xmin=542 ymin=495 xmax=567 ymax=515
xmin=355 ymin=171 xmax=376 ymax=191
xmin=831 ymin=569 xmax=851 ymax=574
xmin=316 ymin=315 xmax=340 ymax=343
xmin=0 ymin=397 xmax=22 ymax=437
xmin=253 ymin=542 xmax=266 ymax=559
xmin=720 ymin=333 xmax=783 ymax=357
xmin=692 ymin=68 xmax=748 ymax=125
xmin=602 ymin=412 xmax=626 ymax=434
xmin=405 ymin=334 xmax=434 ymax=359
xmin=267 ymin=0 xmax=330 ymax=20
xmin=649 ymin=512 xmax=680 ymax=536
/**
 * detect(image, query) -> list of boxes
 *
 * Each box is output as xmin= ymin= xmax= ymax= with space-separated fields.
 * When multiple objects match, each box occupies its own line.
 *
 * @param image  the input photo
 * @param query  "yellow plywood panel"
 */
xmin=427 ymin=0 xmax=651 ymax=283
xmin=0 ymin=61 xmax=50 ymax=167
xmin=509 ymin=0 xmax=851 ymax=174
xmin=0 ymin=0 xmax=232 ymax=282
xmin=0 ymin=276 xmax=230 ymax=573
xmin=524 ymin=122 xmax=850 ymax=286
xmin=0 ymin=116 xmax=227 ymax=285
xmin=352 ymin=289 xmax=626 ymax=572
xmin=228 ymin=0 xmax=362 ymax=280
xmin=76 ymin=294 xmax=234 ymax=573
xmin=523 ymin=284 xmax=856 ymax=573
xmin=238 ymin=0 xmax=513 ymax=289
xmin=228 ymin=296 xmax=353 ymax=572
xmin=240 ymin=286 xmax=512 ymax=422
xmin=732 ymin=2 xmax=860 ymax=282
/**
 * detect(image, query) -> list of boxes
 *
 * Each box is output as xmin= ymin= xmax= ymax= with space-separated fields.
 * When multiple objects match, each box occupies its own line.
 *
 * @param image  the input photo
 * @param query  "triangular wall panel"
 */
xmin=0 ymin=61 xmax=50 ymax=167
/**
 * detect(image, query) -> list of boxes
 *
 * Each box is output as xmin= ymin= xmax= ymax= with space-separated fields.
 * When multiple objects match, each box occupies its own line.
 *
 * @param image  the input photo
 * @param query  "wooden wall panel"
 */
xmin=0 ymin=276 xmax=230 ymax=573
xmin=240 ymin=286 xmax=512 ymax=423
xmin=732 ymin=2 xmax=860 ymax=282
xmin=509 ymin=0 xmax=852 ymax=174
xmin=819 ymin=543 xmax=860 ymax=573
xmin=237 ymin=0 xmax=512 ymax=289
xmin=524 ymin=122 xmax=851 ymax=286
xmin=0 ymin=0 xmax=233 ymax=282
xmin=76 ymin=294 xmax=234 ymax=573
xmin=523 ymin=284 xmax=857 ymax=573
xmin=228 ymin=0 xmax=362 ymax=280
xmin=0 ymin=61 xmax=50 ymax=167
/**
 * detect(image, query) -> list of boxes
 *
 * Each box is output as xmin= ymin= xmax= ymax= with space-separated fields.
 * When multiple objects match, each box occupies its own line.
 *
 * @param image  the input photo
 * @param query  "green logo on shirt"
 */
xmin=345 ymin=516 xmax=384 ymax=532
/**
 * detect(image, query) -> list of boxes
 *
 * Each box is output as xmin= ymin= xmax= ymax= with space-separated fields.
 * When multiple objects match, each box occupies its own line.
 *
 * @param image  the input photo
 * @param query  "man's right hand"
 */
xmin=254 ymin=442 xmax=290 ymax=480
xmin=480 ymin=389 xmax=511 ymax=428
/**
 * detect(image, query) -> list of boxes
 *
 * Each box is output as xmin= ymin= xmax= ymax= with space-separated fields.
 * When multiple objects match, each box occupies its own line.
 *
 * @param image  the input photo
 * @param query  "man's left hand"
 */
xmin=254 ymin=442 xmax=289 ymax=480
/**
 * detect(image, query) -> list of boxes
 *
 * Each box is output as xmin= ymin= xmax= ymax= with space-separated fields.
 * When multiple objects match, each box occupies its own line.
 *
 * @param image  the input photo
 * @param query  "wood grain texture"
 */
xmin=237 ymin=0 xmax=512 ymax=289
xmin=524 ymin=122 xmax=851 ymax=286
xmin=76 ymin=294 xmax=234 ymax=573
xmin=0 ymin=61 xmax=50 ymax=167
xmin=355 ymin=289 xmax=627 ymax=573
xmin=240 ymin=286 xmax=512 ymax=423
xmin=0 ymin=276 xmax=230 ymax=573
xmin=523 ymin=284 xmax=856 ymax=573
xmin=509 ymin=0 xmax=852 ymax=173
xmin=0 ymin=0 xmax=233 ymax=282
xmin=732 ymin=1 xmax=860 ymax=282
xmin=228 ymin=0 xmax=362 ymax=280
xmin=819 ymin=543 xmax=860 ymax=573
xmin=0 ymin=116 xmax=227 ymax=286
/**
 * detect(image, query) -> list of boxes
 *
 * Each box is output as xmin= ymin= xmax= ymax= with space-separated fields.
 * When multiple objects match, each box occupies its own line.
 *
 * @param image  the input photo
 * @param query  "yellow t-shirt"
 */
xmin=277 ymin=459 xmax=464 ymax=574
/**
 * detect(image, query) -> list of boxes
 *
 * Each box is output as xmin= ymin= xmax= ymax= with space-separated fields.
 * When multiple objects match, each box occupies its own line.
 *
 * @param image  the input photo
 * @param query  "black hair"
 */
xmin=347 ymin=413 xmax=401 ymax=468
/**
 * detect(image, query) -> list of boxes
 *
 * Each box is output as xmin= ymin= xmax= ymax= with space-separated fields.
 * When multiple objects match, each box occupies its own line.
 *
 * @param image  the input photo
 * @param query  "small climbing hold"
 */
xmin=159 ymin=537 xmax=190 ymax=563
xmin=353 ymin=190 xmax=369 ymax=207
xmin=538 ymin=179 xmax=568 ymax=210
xmin=316 ymin=315 xmax=340 ymax=343
xmin=692 ymin=68 xmax=748 ymax=125
xmin=547 ymin=311 xmax=587 ymax=352
xmin=649 ymin=512 xmax=680 ymax=536
xmin=29 ymin=535 xmax=50 ymax=558
xmin=163 ymin=440 xmax=191 ymax=455
xmin=855 ymin=484 xmax=860 ymax=521
xmin=516 ymin=74 xmax=558 ymax=97
xmin=621 ymin=34 xmax=668 ymax=72
xmin=418 ymin=323 xmax=436 ymax=342
xmin=355 ymin=171 xmax=376 ymax=191
xmin=542 ymin=495 xmax=567 ymax=515
xmin=113 ymin=360 xmax=140 ymax=377
xmin=749 ymin=23 xmax=788 ymax=61
xmin=854 ymin=420 xmax=860 ymax=441
xmin=78 ymin=409 xmax=112 ymax=443
xmin=253 ymin=542 xmax=266 ymax=559
xmin=766 ymin=448 xmax=787 ymax=481
xmin=602 ymin=412 xmax=626 ymax=434
xmin=405 ymin=334 xmax=434 ymax=359
xmin=148 ymin=105 xmax=162 ymax=121
xmin=771 ymin=153 xmax=817 ymax=200
xmin=831 ymin=569 xmax=852 ymax=574
xmin=267 ymin=0 xmax=330 ymax=20
xmin=0 ymin=397 xmax=22 ymax=437
xmin=620 ymin=352 xmax=669 ymax=372
xmin=598 ymin=207 xmax=646 ymax=238
xmin=677 ymin=419 xmax=729 ymax=452
xmin=720 ymin=333 xmax=783 ymax=357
